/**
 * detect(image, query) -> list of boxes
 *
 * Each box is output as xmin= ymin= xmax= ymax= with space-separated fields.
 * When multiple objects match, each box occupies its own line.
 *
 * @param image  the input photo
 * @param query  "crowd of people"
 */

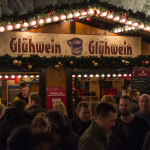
xmin=0 ymin=82 xmax=150 ymax=150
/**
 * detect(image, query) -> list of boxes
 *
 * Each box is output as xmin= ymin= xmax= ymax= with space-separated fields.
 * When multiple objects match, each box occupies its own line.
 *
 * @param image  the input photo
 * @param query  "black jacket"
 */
xmin=0 ymin=108 xmax=30 ymax=150
xmin=26 ymin=105 xmax=47 ymax=119
xmin=68 ymin=117 xmax=91 ymax=137
xmin=55 ymin=125 xmax=79 ymax=150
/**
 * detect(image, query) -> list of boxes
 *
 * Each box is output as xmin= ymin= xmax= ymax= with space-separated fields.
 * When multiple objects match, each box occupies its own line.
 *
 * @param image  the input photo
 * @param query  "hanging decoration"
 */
xmin=0 ymin=54 xmax=150 ymax=70
xmin=0 ymin=1 xmax=149 ymax=33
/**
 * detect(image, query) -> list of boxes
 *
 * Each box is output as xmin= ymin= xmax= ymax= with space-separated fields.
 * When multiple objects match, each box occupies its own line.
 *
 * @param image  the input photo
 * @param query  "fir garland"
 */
xmin=0 ymin=54 xmax=150 ymax=70
xmin=0 ymin=0 xmax=149 ymax=27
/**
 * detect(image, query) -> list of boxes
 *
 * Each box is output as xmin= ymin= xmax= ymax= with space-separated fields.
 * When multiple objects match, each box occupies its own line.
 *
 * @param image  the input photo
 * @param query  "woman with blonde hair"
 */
xmin=101 ymin=95 xmax=119 ymax=110
xmin=53 ymin=101 xmax=70 ymax=124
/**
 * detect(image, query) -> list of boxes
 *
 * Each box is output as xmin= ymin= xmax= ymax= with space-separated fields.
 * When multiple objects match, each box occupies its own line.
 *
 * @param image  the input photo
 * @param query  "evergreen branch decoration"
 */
xmin=0 ymin=54 xmax=150 ymax=70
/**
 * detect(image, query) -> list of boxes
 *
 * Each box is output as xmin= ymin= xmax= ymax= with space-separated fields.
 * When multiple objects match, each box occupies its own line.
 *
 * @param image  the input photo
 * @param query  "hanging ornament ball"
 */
xmin=113 ymin=61 xmax=115 ymax=64
xmin=58 ymin=62 xmax=61 ymax=65
xmin=17 ymin=60 xmax=22 ymax=66
xmin=142 ymin=61 xmax=145 ymax=64
xmin=13 ymin=60 xmax=18 ymax=65
xmin=125 ymin=61 xmax=130 ymax=65
xmin=70 ymin=61 xmax=73 ymax=65
xmin=92 ymin=60 xmax=95 ymax=64
xmin=145 ymin=61 xmax=149 ymax=65
xmin=87 ymin=17 xmax=91 ymax=22
xmin=94 ymin=62 xmax=98 ymax=67
xmin=122 ymin=60 xmax=126 ymax=63
xmin=28 ymin=65 xmax=32 ymax=69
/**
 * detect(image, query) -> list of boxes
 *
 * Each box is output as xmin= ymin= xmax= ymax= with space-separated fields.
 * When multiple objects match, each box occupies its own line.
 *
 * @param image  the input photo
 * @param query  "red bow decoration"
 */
xmin=20 ymin=20 xmax=26 ymax=24
xmin=108 ymin=10 xmax=113 ymax=14
xmin=122 ymin=13 xmax=129 ymax=19
xmin=47 ymin=10 xmax=54 ymax=15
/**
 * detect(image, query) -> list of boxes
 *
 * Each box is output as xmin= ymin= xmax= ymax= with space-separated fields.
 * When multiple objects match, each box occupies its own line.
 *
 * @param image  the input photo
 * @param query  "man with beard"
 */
xmin=114 ymin=95 xmax=149 ymax=150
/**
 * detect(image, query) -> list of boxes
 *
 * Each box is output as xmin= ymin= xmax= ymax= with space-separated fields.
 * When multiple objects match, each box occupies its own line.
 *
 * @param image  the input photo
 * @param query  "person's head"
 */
xmin=129 ymin=89 xmax=140 ymax=102
xmin=0 ymin=104 xmax=5 ymax=119
xmin=45 ymin=109 xmax=65 ymax=132
xmin=20 ymin=82 xmax=29 ymax=98
xmin=76 ymin=101 xmax=91 ymax=122
xmin=53 ymin=101 xmax=68 ymax=116
xmin=94 ymin=102 xmax=118 ymax=133
xmin=29 ymin=94 xmax=41 ymax=107
xmin=31 ymin=116 xmax=47 ymax=131
xmin=101 ymin=95 xmax=116 ymax=104
xmin=11 ymin=100 xmax=26 ymax=111
xmin=33 ymin=131 xmax=60 ymax=150
xmin=139 ymin=94 xmax=150 ymax=114
xmin=7 ymin=126 xmax=34 ymax=150
xmin=119 ymin=95 xmax=132 ymax=116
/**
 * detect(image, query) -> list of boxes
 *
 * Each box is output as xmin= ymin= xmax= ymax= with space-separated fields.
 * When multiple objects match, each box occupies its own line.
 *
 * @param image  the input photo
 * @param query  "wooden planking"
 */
xmin=28 ymin=22 xmax=71 ymax=33
xmin=112 ymin=79 xmax=124 ymax=90
xmin=46 ymin=66 xmax=66 ymax=88
xmin=76 ymin=22 xmax=116 ymax=35
xmin=141 ymin=42 xmax=150 ymax=55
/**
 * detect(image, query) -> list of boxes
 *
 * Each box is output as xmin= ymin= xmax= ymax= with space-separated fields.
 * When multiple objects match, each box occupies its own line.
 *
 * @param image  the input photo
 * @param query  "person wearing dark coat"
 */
xmin=68 ymin=101 xmax=91 ymax=137
xmin=45 ymin=109 xmax=79 ymax=150
xmin=26 ymin=94 xmax=47 ymax=119
xmin=0 ymin=100 xmax=31 ymax=150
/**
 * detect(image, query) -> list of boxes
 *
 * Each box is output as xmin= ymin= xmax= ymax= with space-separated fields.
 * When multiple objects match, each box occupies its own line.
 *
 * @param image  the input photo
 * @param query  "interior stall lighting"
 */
xmin=120 ymin=18 xmax=126 ymax=23
xmin=11 ymin=75 xmax=15 ymax=78
xmin=97 ymin=10 xmax=100 ymax=14
xmin=84 ymin=74 xmax=87 ymax=77
xmin=24 ymin=75 xmax=27 ymax=78
xmin=132 ymin=27 xmax=135 ymax=30
xmin=15 ymin=24 xmax=21 ymax=29
xmin=72 ymin=75 xmax=75 ymax=78
xmin=82 ymin=11 xmax=87 ymax=16
xmin=78 ymin=74 xmax=81 ymax=78
xmin=39 ymin=19 xmax=44 ymax=24
xmin=36 ymin=75 xmax=39 ymax=78
xmin=7 ymin=25 xmax=13 ymax=30
xmin=132 ymin=22 xmax=138 ymax=27
xmin=68 ymin=14 xmax=73 ymax=18
xmin=30 ymin=75 xmax=34 ymax=78
xmin=145 ymin=26 xmax=150 ymax=31
xmin=118 ymin=74 xmax=122 ymax=77
xmin=107 ymin=74 xmax=111 ymax=77
xmin=123 ymin=74 xmax=127 ymax=77
xmin=0 ymin=27 xmax=5 ymax=32
xmin=96 ymin=74 xmax=99 ymax=77
xmin=107 ymin=14 xmax=113 ymax=19
xmin=101 ymin=74 xmax=105 ymax=77
xmin=126 ymin=20 xmax=132 ymax=25
xmin=45 ymin=18 xmax=51 ymax=23
xmin=18 ymin=75 xmax=21 ymax=78
xmin=101 ymin=12 xmax=107 ymax=17
xmin=54 ymin=16 xmax=59 ymax=21
xmin=88 ymin=9 xmax=94 ymax=15
xmin=74 ymin=12 xmax=80 ymax=17
xmin=0 ymin=75 xmax=2 ymax=78
xmin=31 ymin=20 xmax=36 ymax=26
xmin=112 ymin=74 xmax=116 ymax=77
xmin=61 ymin=15 xmax=66 ymax=20
xmin=23 ymin=22 xmax=29 ymax=27
xmin=90 ymin=74 xmax=93 ymax=77
xmin=138 ymin=24 xmax=144 ymax=29
xmin=5 ymin=75 xmax=8 ymax=78
xmin=114 ymin=16 xmax=120 ymax=21
xmin=129 ymin=74 xmax=131 ymax=76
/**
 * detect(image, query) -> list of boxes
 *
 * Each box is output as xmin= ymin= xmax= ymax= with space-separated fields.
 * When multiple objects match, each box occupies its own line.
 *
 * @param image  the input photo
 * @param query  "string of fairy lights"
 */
xmin=0 ymin=8 xmax=149 ymax=33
